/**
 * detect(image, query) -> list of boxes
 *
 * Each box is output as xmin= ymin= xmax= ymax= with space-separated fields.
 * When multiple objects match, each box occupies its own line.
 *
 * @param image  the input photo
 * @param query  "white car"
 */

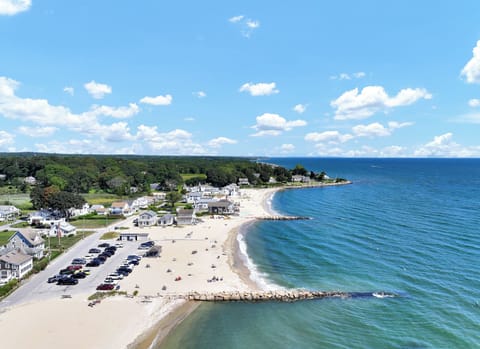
xmin=103 ymin=277 xmax=116 ymax=284
xmin=108 ymin=273 xmax=123 ymax=280
xmin=115 ymin=243 xmax=124 ymax=248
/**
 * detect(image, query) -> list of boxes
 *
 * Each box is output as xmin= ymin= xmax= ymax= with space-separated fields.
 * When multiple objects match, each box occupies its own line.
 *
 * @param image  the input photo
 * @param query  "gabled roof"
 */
xmin=0 ymin=250 xmax=32 ymax=265
xmin=208 ymin=200 xmax=233 ymax=208
xmin=177 ymin=208 xmax=195 ymax=216
xmin=9 ymin=231 xmax=44 ymax=247
xmin=111 ymin=202 xmax=129 ymax=208
xmin=140 ymin=210 xmax=157 ymax=218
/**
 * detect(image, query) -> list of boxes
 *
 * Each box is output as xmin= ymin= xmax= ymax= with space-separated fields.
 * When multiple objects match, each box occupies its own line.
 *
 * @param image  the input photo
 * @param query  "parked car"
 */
xmin=72 ymin=271 xmax=87 ymax=279
xmin=67 ymin=265 xmax=83 ymax=271
xmin=103 ymin=277 xmax=115 ymax=284
xmin=47 ymin=275 xmax=61 ymax=283
xmin=57 ymin=277 xmax=78 ymax=285
xmin=116 ymin=269 xmax=130 ymax=276
xmin=103 ymin=250 xmax=114 ymax=256
xmin=117 ymin=266 xmax=132 ymax=273
xmin=115 ymin=243 xmax=124 ymax=248
xmin=96 ymin=283 xmax=115 ymax=291
xmin=59 ymin=268 xmax=74 ymax=275
xmin=98 ymin=243 xmax=110 ymax=248
xmin=82 ymin=269 xmax=91 ymax=275
xmin=97 ymin=255 xmax=108 ymax=262
xmin=86 ymin=260 xmax=101 ymax=267
xmin=105 ymin=246 xmax=117 ymax=251
xmin=71 ymin=258 xmax=87 ymax=265
xmin=128 ymin=259 xmax=139 ymax=266
xmin=108 ymin=273 xmax=124 ymax=280
xmin=127 ymin=255 xmax=141 ymax=261
xmin=88 ymin=248 xmax=101 ymax=254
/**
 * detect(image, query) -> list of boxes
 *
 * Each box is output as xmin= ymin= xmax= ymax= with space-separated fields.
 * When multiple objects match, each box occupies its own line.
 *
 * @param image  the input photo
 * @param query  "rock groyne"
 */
xmin=181 ymin=290 xmax=351 ymax=302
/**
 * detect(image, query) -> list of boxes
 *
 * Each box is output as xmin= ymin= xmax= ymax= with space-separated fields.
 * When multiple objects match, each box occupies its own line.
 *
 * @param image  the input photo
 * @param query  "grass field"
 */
xmin=99 ymin=232 xmax=119 ymax=240
xmin=82 ymin=193 xmax=123 ymax=206
xmin=69 ymin=216 xmax=123 ymax=229
xmin=0 ymin=230 xmax=16 ymax=246
xmin=180 ymin=173 xmax=207 ymax=181
xmin=0 ymin=193 xmax=33 ymax=210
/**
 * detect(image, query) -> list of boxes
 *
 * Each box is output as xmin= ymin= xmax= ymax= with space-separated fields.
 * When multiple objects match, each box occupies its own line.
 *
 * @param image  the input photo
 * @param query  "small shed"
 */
xmin=118 ymin=232 xmax=149 ymax=241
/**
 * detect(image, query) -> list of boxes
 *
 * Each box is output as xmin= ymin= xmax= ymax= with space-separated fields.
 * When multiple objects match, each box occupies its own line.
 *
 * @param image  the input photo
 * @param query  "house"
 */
xmin=292 ymin=175 xmax=311 ymax=183
xmin=152 ymin=192 xmax=166 ymax=201
xmin=208 ymin=200 xmax=235 ymax=215
xmin=195 ymin=198 xmax=215 ymax=212
xmin=131 ymin=196 xmax=153 ymax=210
xmin=238 ymin=178 xmax=250 ymax=186
xmin=49 ymin=221 xmax=77 ymax=237
xmin=110 ymin=201 xmax=131 ymax=216
xmin=185 ymin=192 xmax=203 ymax=204
xmin=222 ymin=184 xmax=240 ymax=197
xmin=176 ymin=208 xmax=196 ymax=225
xmin=158 ymin=213 xmax=175 ymax=226
xmin=91 ymin=204 xmax=108 ymax=215
xmin=138 ymin=211 xmax=158 ymax=227
xmin=0 ymin=250 xmax=33 ymax=284
xmin=6 ymin=231 xmax=45 ymax=259
xmin=0 ymin=205 xmax=20 ymax=221
xmin=24 ymin=176 xmax=37 ymax=185
xmin=69 ymin=203 xmax=90 ymax=218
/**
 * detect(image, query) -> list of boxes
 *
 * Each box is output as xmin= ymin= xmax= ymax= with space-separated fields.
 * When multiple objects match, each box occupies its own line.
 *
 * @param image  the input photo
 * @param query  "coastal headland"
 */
xmin=0 ymin=183 xmax=351 ymax=349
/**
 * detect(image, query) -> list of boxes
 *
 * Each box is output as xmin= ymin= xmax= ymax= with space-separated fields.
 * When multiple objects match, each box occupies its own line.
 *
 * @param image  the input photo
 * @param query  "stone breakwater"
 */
xmin=179 ymin=290 xmax=352 ymax=302
xmin=255 ymin=216 xmax=311 ymax=221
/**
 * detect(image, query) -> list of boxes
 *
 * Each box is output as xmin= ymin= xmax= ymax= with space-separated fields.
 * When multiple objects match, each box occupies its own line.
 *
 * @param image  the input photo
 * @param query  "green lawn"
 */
xmin=82 ymin=193 xmax=124 ymax=206
xmin=180 ymin=173 xmax=207 ymax=181
xmin=0 ymin=230 xmax=16 ymax=246
xmin=47 ymin=231 xmax=93 ymax=251
xmin=99 ymin=232 xmax=119 ymax=240
xmin=0 ymin=193 xmax=33 ymax=210
xmin=70 ymin=217 xmax=123 ymax=229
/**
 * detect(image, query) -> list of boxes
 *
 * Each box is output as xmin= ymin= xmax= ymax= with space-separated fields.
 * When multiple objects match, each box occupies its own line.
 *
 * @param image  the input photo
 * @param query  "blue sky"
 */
xmin=1 ymin=1 xmax=480 ymax=157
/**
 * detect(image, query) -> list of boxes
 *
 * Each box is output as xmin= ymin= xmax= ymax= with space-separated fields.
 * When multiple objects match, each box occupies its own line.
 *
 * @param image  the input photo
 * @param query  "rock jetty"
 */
xmin=255 ymin=216 xmax=310 ymax=221
xmin=180 ymin=290 xmax=350 ymax=302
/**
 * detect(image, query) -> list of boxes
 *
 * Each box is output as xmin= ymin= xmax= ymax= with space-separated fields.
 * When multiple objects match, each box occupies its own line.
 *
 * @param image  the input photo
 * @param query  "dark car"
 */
xmin=127 ymin=255 xmax=141 ymax=261
xmin=89 ymin=248 xmax=101 ymax=254
xmin=98 ymin=243 xmax=110 ymax=248
xmin=117 ymin=266 xmax=132 ymax=273
xmin=72 ymin=271 xmax=87 ymax=279
xmin=96 ymin=283 xmax=115 ymax=291
xmin=105 ymin=245 xmax=117 ymax=251
xmin=47 ymin=275 xmax=61 ymax=283
xmin=98 ymin=253 xmax=111 ymax=260
xmin=59 ymin=268 xmax=74 ymax=275
xmin=128 ymin=259 xmax=139 ymax=266
xmin=57 ymin=277 xmax=79 ymax=285
xmin=86 ymin=260 xmax=101 ymax=267
xmin=71 ymin=258 xmax=87 ymax=265
xmin=116 ymin=268 xmax=131 ymax=276
xmin=96 ymin=255 xmax=108 ymax=262
xmin=102 ymin=250 xmax=114 ymax=256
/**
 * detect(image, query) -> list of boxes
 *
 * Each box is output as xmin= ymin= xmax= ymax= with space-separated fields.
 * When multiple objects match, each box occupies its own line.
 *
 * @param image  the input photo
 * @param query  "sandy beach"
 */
xmin=0 ymin=187 xmax=278 ymax=349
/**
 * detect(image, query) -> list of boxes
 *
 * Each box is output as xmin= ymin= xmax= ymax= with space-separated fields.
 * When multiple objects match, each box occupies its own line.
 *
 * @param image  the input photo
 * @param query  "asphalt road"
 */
xmin=1 ymin=217 xmax=143 ymax=309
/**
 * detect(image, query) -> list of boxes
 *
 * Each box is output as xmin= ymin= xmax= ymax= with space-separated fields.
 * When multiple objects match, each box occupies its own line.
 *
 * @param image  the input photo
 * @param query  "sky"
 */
xmin=1 ymin=1 xmax=480 ymax=157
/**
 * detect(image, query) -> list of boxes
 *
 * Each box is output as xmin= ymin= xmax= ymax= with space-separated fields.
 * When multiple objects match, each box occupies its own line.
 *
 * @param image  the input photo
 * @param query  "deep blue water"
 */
xmin=160 ymin=158 xmax=480 ymax=349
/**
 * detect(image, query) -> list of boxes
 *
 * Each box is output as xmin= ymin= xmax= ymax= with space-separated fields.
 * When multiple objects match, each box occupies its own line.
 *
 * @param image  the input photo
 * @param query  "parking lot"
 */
xmin=1 ymin=233 xmax=144 ymax=308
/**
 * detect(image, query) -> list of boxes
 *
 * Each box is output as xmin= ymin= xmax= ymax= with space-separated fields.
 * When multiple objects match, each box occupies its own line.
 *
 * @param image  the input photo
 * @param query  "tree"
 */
xmin=166 ymin=191 xmax=182 ymax=211
xmin=292 ymin=164 xmax=308 ymax=176
xmin=47 ymin=191 xmax=86 ymax=220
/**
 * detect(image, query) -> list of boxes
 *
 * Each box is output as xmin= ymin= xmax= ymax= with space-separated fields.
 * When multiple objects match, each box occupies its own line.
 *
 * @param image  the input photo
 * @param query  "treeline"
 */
xmin=0 ymin=154 xmax=322 ymax=195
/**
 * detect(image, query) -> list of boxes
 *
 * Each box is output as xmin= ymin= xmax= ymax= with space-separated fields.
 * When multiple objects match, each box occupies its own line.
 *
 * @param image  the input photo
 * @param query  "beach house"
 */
xmin=49 ymin=221 xmax=77 ymax=237
xmin=176 ymin=208 xmax=196 ymax=225
xmin=110 ymin=201 xmax=131 ymax=216
xmin=137 ymin=211 xmax=158 ymax=227
xmin=208 ymin=200 xmax=235 ymax=215
xmin=0 ymin=250 xmax=33 ymax=284
xmin=6 ymin=231 xmax=45 ymax=259
xmin=0 ymin=205 xmax=20 ymax=221
xmin=158 ymin=213 xmax=175 ymax=226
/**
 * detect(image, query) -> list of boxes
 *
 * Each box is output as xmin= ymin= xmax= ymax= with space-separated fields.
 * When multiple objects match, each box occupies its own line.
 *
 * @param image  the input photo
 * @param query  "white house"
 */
xmin=185 ymin=192 xmax=203 ymax=204
xmin=69 ymin=203 xmax=90 ymax=218
xmin=49 ymin=221 xmax=77 ymax=237
xmin=6 ymin=231 xmax=45 ymax=259
xmin=110 ymin=201 xmax=132 ymax=216
xmin=91 ymin=204 xmax=108 ymax=215
xmin=137 ymin=211 xmax=158 ymax=227
xmin=0 ymin=205 xmax=20 ymax=221
xmin=238 ymin=178 xmax=250 ymax=186
xmin=176 ymin=208 xmax=196 ymax=225
xmin=208 ymin=200 xmax=235 ymax=215
xmin=158 ymin=213 xmax=175 ymax=226
xmin=194 ymin=198 xmax=216 ymax=212
xmin=24 ymin=176 xmax=37 ymax=185
xmin=0 ymin=250 xmax=33 ymax=284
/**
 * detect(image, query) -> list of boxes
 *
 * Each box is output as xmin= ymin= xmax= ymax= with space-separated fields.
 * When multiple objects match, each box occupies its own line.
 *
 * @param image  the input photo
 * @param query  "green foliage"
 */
xmin=0 ymin=279 xmax=19 ymax=298
xmin=32 ymin=257 xmax=49 ymax=273
xmin=100 ymin=232 xmax=119 ymax=240
xmin=87 ymin=290 xmax=127 ymax=301
xmin=0 ymin=230 xmax=16 ymax=246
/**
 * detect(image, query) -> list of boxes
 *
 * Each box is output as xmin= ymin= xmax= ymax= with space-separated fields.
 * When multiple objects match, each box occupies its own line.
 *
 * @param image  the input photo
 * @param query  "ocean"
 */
xmin=159 ymin=158 xmax=480 ymax=349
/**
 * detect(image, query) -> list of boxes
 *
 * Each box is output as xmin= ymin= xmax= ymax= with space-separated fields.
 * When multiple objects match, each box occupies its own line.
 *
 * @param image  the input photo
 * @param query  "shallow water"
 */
xmin=160 ymin=158 xmax=480 ymax=349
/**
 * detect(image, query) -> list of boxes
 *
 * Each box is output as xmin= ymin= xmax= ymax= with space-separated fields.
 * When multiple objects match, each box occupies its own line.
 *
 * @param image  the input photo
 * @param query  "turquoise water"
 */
xmin=160 ymin=158 xmax=480 ymax=349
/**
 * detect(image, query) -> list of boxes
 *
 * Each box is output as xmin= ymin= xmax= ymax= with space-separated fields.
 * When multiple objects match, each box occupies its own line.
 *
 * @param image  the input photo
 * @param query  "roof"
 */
xmin=177 ymin=208 xmax=195 ymax=216
xmin=10 ymin=231 xmax=44 ymax=247
xmin=208 ymin=200 xmax=233 ymax=208
xmin=0 ymin=250 xmax=32 ymax=265
xmin=111 ymin=202 xmax=128 ymax=208
xmin=140 ymin=210 xmax=157 ymax=218
xmin=119 ymin=232 xmax=149 ymax=237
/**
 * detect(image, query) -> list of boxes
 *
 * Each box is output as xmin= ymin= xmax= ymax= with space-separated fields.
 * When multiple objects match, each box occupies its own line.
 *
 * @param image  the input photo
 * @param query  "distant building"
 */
xmin=49 ymin=221 xmax=77 ymax=237
xmin=23 ymin=176 xmax=37 ymax=185
xmin=118 ymin=232 xmax=149 ymax=242
xmin=0 ymin=205 xmax=20 ymax=221
xmin=238 ymin=178 xmax=250 ymax=186
xmin=208 ymin=200 xmax=235 ymax=215
xmin=0 ymin=250 xmax=33 ymax=284
xmin=110 ymin=201 xmax=132 ymax=216
xmin=158 ymin=213 xmax=175 ymax=226
xmin=138 ymin=211 xmax=158 ymax=227
xmin=6 ymin=231 xmax=45 ymax=259
xmin=176 ymin=208 xmax=196 ymax=225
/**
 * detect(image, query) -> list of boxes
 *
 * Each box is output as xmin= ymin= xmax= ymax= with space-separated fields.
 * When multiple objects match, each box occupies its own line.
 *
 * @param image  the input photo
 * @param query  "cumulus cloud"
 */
xmin=352 ymin=121 xmax=413 ymax=137
xmin=193 ymin=91 xmax=206 ymax=98
xmin=140 ymin=94 xmax=172 ymax=106
xmin=468 ymin=98 xmax=480 ymax=107
xmin=293 ymin=104 xmax=307 ymax=114
xmin=413 ymin=133 xmax=480 ymax=157
xmin=239 ymin=82 xmax=279 ymax=96
xmin=86 ymin=103 xmax=140 ymax=119
xmin=251 ymin=113 xmax=307 ymax=136
xmin=229 ymin=15 xmax=244 ymax=23
xmin=331 ymin=86 xmax=432 ymax=120
xmin=0 ymin=130 xmax=14 ymax=147
xmin=330 ymin=72 xmax=366 ymax=80
xmin=0 ymin=0 xmax=31 ymax=15
xmin=305 ymin=130 xmax=353 ymax=144
xmin=208 ymin=137 xmax=237 ymax=148
xmin=280 ymin=144 xmax=295 ymax=153
xmin=18 ymin=126 xmax=57 ymax=137
xmin=63 ymin=86 xmax=74 ymax=96
xmin=136 ymin=126 xmax=206 ymax=155
xmin=84 ymin=80 xmax=112 ymax=99
xmin=461 ymin=40 xmax=480 ymax=84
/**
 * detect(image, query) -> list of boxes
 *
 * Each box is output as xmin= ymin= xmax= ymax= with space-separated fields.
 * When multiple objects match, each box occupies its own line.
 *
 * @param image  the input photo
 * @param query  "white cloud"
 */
xmin=331 ymin=86 xmax=432 ymax=120
xmin=136 ymin=126 xmax=206 ymax=155
xmin=293 ymin=104 xmax=307 ymax=114
xmin=280 ymin=144 xmax=295 ymax=153
xmin=184 ymin=117 xmax=195 ymax=122
xmin=330 ymin=71 xmax=366 ymax=80
xmin=86 ymin=103 xmax=140 ymax=119
xmin=229 ymin=15 xmax=244 ymax=23
xmin=208 ymin=137 xmax=237 ymax=148
xmin=140 ymin=94 xmax=172 ymax=106
xmin=468 ymin=98 xmax=480 ymax=107
xmin=252 ymin=113 xmax=307 ymax=136
xmin=240 ymin=82 xmax=279 ymax=96
xmin=63 ymin=86 xmax=74 ymax=96
xmin=18 ymin=126 xmax=57 ymax=137
xmin=305 ymin=130 xmax=353 ymax=144
xmin=352 ymin=122 xmax=391 ymax=137
xmin=84 ymin=80 xmax=112 ymax=99
xmin=0 ymin=0 xmax=31 ymax=15
xmin=461 ymin=40 xmax=480 ymax=84
xmin=193 ymin=91 xmax=206 ymax=98
xmin=380 ymin=145 xmax=406 ymax=157
xmin=413 ymin=133 xmax=480 ymax=157
xmin=229 ymin=15 xmax=260 ymax=38
xmin=0 ymin=130 xmax=14 ymax=147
